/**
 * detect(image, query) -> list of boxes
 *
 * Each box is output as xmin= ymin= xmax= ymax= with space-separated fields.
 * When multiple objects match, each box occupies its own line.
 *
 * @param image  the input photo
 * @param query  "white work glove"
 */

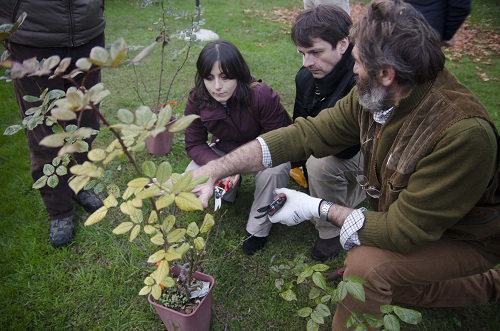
xmin=268 ymin=188 xmax=322 ymax=226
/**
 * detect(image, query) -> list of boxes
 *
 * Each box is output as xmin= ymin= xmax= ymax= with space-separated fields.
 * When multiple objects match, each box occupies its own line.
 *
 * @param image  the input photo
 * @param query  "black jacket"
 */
xmin=293 ymin=43 xmax=358 ymax=159
xmin=0 ymin=0 xmax=105 ymax=48
xmin=406 ymin=0 xmax=471 ymax=41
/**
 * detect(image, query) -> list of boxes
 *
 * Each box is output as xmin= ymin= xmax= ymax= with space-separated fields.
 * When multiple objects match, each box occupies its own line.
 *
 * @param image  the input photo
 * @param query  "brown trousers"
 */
xmin=10 ymin=34 xmax=104 ymax=219
xmin=332 ymin=238 xmax=499 ymax=330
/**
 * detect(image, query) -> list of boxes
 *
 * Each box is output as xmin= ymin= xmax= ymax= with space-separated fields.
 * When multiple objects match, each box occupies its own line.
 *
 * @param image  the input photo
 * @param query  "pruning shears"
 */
xmin=214 ymin=180 xmax=230 ymax=211
xmin=255 ymin=193 xmax=287 ymax=219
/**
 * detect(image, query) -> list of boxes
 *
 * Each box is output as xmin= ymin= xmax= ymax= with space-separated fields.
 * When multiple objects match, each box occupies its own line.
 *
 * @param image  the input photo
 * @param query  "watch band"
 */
xmin=319 ymin=200 xmax=334 ymax=222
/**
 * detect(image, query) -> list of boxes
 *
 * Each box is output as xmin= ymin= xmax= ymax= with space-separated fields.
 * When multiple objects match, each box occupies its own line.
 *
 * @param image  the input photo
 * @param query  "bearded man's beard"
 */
xmin=357 ymin=74 xmax=390 ymax=113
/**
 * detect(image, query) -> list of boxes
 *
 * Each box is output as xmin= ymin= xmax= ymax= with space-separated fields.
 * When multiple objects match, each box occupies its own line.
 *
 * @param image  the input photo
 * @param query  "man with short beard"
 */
xmin=191 ymin=0 xmax=500 ymax=329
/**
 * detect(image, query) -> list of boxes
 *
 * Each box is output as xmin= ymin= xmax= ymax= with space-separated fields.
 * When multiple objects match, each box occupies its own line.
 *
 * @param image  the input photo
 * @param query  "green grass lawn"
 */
xmin=1 ymin=0 xmax=499 ymax=330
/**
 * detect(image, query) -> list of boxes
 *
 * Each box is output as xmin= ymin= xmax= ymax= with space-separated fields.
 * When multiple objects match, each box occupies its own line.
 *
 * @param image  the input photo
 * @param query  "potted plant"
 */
xmin=1 ymin=5 xmax=218 ymax=330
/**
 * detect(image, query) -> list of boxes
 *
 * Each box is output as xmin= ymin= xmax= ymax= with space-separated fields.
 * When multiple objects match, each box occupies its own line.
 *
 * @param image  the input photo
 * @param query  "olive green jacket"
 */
xmin=261 ymin=69 xmax=500 ymax=263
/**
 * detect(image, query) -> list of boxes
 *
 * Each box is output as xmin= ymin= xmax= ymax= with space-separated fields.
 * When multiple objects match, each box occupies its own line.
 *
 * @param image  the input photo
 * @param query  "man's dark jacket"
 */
xmin=293 ymin=43 xmax=358 ymax=159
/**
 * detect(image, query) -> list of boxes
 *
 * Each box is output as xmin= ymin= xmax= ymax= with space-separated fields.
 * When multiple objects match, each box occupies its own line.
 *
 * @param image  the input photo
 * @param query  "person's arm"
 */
xmin=192 ymin=139 xmax=265 ymax=208
xmin=443 ymin=0 xmax=471 ymax=42
xmin=184 ymin=101 xmax=221 ymax=165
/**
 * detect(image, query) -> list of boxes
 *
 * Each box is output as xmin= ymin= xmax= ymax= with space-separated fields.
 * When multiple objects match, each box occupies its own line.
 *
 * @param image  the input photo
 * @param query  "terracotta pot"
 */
xmin=146 ymin=116 xmax=176 ymax=156
xmin=148 ymin=268 xmax=215 ymax=331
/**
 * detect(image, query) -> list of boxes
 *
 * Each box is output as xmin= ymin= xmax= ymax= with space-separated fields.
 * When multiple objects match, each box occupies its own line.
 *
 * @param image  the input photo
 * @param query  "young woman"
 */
xmin=184 ymin=40 xmax=291 ymax=255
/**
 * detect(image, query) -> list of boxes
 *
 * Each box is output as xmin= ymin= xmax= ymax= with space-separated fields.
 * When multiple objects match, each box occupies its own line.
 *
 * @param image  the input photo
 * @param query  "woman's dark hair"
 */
xmin=189 ymin=40 xmax=253 ymax=109
xmin=350 ymin=0 xmax=445 ymax=86
xmin=291 ymin=4 xmax=352 ymax=48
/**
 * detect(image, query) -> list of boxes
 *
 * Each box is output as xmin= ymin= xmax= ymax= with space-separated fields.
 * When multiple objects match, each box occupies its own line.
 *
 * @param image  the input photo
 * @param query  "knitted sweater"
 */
xmin=261 ymin=68 xmax=500 ymax=263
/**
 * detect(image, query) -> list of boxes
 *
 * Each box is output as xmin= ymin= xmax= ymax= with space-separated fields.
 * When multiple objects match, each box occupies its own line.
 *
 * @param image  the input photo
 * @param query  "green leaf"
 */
xmin=39 ymin=132 xmax=71 ymax=147
xmin=162 ymin=215 xmax=175 ymax=232
xmin=155 ymin=260 xmax=169 ymax=284
xmin=3 ymin=125 xmax=23 ymax=135
xmin=135 ymin=185 xmax=161 ymax=200
xmin=297 ymin=307 xmax=312 ymax=317
xmin=166 ymin=228 xmax=186 ymax=243
xmin=151 ymin=284 xmax=162 ymax=300
xmin=393 ymin=306 xmax=422 ymax=325
xmin=68 ymin=175 xmax=90 ymax=194
xmin=156 ymin=104 xmax=173 ymax=128
xmin=346 ymin=280 xmax=365 ymax=302
xmin=334 ymin=281 xmax=348 ymax=303
xmin=193 ymin=237 xmax=205 ymax=251
xmin=32 ymin=175 xmax=48 ymax=189
xmin=147 ymin=250 xmax=166 ymax=264
xmin=43 ymin=163 xmax=55 ymax=176
xmin=127 ymin=177 xmax=150 ymax=188
xmin=170 ymin=170 xmax=192 ymax=193
xmin=298 ymin=266 xmax=314 ymax=284
xmin=144 ymin=225 xmax=156 ymax=235
xmin=139 ymin=285 xmax=152 ymax=296
xmin=186 ymin=222 xmax=199 ymax=237
xmin=168 ymin=114 xmax=199 ymax=133
xmin=51 ymin=107 xmax=77 ymax=121
xmin=309 ymin=287 xmax=321 ymax=300
xmin=23 ymin=95 xmax=40 ymax=103
xmin=89 ymin=46 xmax=109 ymax=66
xmin=380 ymin=304 xmax=394 ymax=314
xmin=279 ymin=289 xmax=297 ymax=302
xmin=47 ymin=174 xmax=59 ymax=188
xmin=151 ymin=233 xmax=165 ymax=246
xmin=112 ymin=222 xmax=134 ymax=235
xmin=129 ymin=224 xmax=141 ymax=242
xmin=84 ymin=206 xmax=108 ymax=226
xmin=131 ymin=41 xmax=158 ymax=63
xmin=306 ymin=319 xmax=319 ymax=331
xmin=76 ymin=57 xmax=92 ymax=71
xmin=142 ymin=161 xmax=156 ymax=178
xmin=88 ymin=148 xmax=107 ymax=162
xmin=383 ymin=314 xmax=400 ymax=331
xmin=314 ymin=303 xmax=331 ymax=317
xmin=175 ymin=192 xmax=203 ymax=211
xmin=155 ymin=161 xmax=172 ymax=185
xmin=135 ymin=105 xmax=154 ymax=128
xmin=117 ymin=108 xmax=134 ymax=124
xmin=109 ymin=37 xmax=128 ymax=67
xmin=312 ymin=272 xmax=327 ymax=291
xmin=155 ymin=192 xmax=175 ymax=210
xmin=310 ymin=310 xmax=324 ymax=324
xmin=55 ymin=165 xmax=67 ymax=176
xmin=200 ymin=213 xmax=215 ymax=233
xmin=312 ymin=264 xmax=330 ymax=272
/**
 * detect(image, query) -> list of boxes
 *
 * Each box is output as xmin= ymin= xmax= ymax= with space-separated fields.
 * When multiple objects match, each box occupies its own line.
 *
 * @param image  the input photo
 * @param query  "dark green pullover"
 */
xmin=261 ymin=69 xmax=500 ymax=263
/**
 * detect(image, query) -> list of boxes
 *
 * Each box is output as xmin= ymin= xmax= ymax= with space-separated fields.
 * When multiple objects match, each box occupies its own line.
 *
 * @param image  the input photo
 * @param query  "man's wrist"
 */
xmin=319 ymin=200 xmax=334 ymax=222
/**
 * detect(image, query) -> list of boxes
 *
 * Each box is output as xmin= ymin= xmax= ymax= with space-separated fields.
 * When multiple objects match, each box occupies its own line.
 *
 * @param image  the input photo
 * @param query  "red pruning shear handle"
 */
xmin=214 ymin=180 xmax=230 ymax=211
xmin=255 ymin=193 xmax=287 ymax=219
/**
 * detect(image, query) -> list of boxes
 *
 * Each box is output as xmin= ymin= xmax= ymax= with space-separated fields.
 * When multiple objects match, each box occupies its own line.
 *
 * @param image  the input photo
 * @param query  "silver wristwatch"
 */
xmin=319 ymin=200 xmax=334 ymax=222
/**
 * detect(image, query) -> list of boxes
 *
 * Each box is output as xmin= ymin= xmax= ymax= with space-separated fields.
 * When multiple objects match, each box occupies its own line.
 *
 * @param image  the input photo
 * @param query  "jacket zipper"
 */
xmin=68 ymin=0 xmax=74 ymax=46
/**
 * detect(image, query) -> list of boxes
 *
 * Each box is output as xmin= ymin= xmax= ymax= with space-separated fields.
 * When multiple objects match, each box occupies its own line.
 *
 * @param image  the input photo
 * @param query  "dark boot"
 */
xmin=311 ymin=236 xmax=342 ymax=261
xmin=49 ymin=215 xmax=74 ymax=247
xmin=73 ymin=190 xmax=104 ymax=212
xmin=242 ymin=233 xmax=267 ymax=255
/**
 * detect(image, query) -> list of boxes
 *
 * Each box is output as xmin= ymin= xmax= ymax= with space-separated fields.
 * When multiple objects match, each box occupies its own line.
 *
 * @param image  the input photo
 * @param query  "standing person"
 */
xmin=190 ymin=0 xmax=500 ymax=329
xmin=304 ymin=0 xmax=350 ymax=15
xmin=405 ymin=0 xmax=471 ymax=46
xmin=184 ymin=40 xmax=291 ymax=255
xmin=291 ymin=4 xmax=365 ymax=262
xmin=0 ymin=0 xmax=106 ymax=247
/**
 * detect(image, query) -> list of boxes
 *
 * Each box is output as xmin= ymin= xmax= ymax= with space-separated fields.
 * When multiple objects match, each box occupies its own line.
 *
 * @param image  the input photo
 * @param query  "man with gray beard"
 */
xmin=191 ymin=0 xmax=500 ymax=329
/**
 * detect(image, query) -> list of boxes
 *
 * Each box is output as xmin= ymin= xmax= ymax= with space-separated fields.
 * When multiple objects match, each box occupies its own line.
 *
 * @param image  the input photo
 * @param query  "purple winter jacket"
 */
xmin=184 ymin=82 xmax=291 ymax=166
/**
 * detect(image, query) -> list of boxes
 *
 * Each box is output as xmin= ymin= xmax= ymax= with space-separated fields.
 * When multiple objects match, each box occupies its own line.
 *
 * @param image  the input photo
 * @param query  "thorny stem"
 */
xmin=156 ymin=0 xmax=168 ymax=111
